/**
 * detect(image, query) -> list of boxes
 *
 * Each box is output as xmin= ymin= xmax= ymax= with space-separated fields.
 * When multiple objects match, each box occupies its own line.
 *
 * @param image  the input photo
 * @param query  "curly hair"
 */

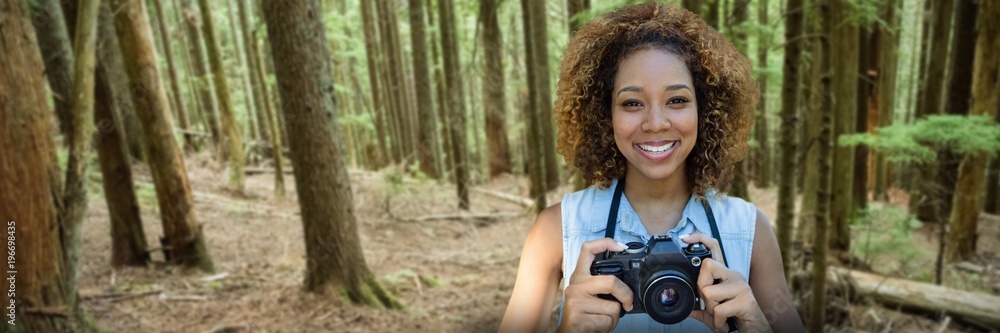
xmin=554 ymin=2 xmax=757 ymax=197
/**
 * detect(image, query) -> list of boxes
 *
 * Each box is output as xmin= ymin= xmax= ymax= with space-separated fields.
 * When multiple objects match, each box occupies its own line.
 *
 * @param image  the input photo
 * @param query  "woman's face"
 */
xmin=612 ymin=48 xmax=698 ymax=183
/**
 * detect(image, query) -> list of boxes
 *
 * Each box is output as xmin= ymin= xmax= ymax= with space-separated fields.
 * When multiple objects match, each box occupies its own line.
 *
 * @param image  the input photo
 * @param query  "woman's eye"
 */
xmin=621 ymin=100 xmax=643 ymax=108
xmin=667 ymin=97 xmax=690 ymax=105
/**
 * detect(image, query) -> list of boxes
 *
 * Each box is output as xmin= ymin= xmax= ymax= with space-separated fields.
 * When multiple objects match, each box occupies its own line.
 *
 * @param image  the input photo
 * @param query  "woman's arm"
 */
xmin=749 ymin=209 xmax=806 ymax=332
xmin=498 ymin=204 xmax=564 ymax=333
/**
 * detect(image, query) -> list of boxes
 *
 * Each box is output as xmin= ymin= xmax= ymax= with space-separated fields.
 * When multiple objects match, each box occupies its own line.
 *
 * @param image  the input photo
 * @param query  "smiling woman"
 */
xmin=498 ymin=3 xmax=804 ymax=333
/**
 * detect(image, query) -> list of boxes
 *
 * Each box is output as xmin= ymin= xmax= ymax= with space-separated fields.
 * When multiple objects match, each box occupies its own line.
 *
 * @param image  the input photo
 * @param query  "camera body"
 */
xmin=590 ymin=235 xmax=712 ymax=325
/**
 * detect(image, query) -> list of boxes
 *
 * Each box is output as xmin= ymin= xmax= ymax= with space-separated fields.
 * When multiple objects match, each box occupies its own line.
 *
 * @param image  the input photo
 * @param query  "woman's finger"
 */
xmin=680 ymin=232 xmax=725 ymax=265
xmin=571 ymin=238 xmax=626 ymax=282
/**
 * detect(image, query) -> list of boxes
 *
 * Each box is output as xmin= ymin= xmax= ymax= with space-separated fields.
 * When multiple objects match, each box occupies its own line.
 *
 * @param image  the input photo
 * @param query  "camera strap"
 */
xmin=603 ymin=178 xmax=727 ymax=265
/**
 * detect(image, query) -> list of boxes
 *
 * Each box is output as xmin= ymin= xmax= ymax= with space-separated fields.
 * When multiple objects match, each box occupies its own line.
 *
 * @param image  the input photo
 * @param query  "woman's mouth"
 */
xmin=634 ymin=141 xmax=678 ymax=160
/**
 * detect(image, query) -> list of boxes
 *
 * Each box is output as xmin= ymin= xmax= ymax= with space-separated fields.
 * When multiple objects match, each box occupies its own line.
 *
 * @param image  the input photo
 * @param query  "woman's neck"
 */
xmin=622 ymin=166 xmax=692 ymax=234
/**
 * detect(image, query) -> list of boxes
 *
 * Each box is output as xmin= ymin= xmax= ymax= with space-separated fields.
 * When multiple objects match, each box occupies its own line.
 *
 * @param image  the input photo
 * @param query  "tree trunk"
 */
xmin=481 ymin=0 xmax=512 ymax=178
xmin=527 ymin=0 xmax=560 ymax=190
xmin=753 ymin=0 xmax=770 ymax=188
xmin=358 ymin=0 xmax=389 ymax=168
xmin=520 ymin=0 xmax=546 ymax=213
xmin=910 ymin=0 xmax=954 ymax=222
xmin=439 ymin=0 xmax=471 ymax=210
xmin=798 ymin=5 xmax=824 ymax=248
xmin=180 ymin=0 xmax=221 ymax=146
xmin=93 ymin=0 xmax=150 ymax=267
xmin=235 ymin=0 xmax=269 ymax=144
xmin=935 ymin=0 xmax=977 ymax=225
xmin=853 ymin=26 xmax=876 ymax=214
xmin=225 ymin=0 xmax=259 ymax=143
xmin=375 ymin=0 xmax=406 ymax=164
xmin=426 ymin=0 xmax=453 ymax=179
xmin=410 ymin=0 xmax=440 ymax=179
xmin=777 ymin=0 xmax=803 ymax=281
xmin=873 ymin=0 xmax=899 ymax=201
xmin=567 ymin=0 xmax=590 ymax=34
xmin=28 ymin=0 xmax=76 ymax=142
xmin=0 ymin=1 xmax=88 ymax=330
xmin=808 ymin=1 xmax=834 ymax=330
xmin=946 ymin=0 xmax=998 ymax=262
xmin=261 ymin=0 xmax=401 ymax=308
xmin=197 ymin=0 xmax=245 ymax=190
xmin=112 ymin=0 xmax=214 ymax=272
xmin=240 ymin=0 xmax=285 ymax=197
xmin=829 ymin=0 xmax=858 ymax=254
xmin=151 ymin=0 xmax=194 ymax=151
xmin=988 ymin=96 xmax=1000 ymax=214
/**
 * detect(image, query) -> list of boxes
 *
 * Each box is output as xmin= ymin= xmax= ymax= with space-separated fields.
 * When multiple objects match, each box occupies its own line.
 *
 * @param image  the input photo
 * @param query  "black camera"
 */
xmin=590 ymin=235 xmax=712 ymax=325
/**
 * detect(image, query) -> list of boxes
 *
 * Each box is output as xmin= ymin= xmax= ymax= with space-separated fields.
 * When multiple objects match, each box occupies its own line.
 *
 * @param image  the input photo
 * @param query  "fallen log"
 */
xmin=471 ymin=187 xmax=534 ymax=208
xmin=831 ymin=267 xmax=1000 ymax=329
xmin=398 ymin=212 xmax=523 ymax=223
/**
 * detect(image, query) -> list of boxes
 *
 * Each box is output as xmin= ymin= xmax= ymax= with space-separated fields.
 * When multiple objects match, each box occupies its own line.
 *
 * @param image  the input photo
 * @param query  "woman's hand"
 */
xmin=682 ymin=233 xmax=772 ymax=333
xmin=557 ymin=238 xmax=635 ymax=333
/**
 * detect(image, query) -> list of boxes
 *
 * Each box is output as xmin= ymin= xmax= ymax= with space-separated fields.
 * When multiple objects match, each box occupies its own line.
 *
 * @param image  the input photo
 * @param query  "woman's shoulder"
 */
xmin=703 ymin=191 xmax=759 ymax=233
xmin=560 ymin=181 xmax=618 ymax=230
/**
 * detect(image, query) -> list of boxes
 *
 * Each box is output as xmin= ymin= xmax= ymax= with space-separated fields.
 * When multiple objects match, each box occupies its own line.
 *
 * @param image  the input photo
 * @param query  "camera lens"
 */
xmin=658 ymin=287 xmax=679 ymax=307
xmin=642 ymin=271 xmax=695 ymax=325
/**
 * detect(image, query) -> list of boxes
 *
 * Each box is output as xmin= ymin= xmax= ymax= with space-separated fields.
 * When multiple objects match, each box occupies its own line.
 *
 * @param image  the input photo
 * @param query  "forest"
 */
xmin=0 ymin=0 xmax=998 ymax=332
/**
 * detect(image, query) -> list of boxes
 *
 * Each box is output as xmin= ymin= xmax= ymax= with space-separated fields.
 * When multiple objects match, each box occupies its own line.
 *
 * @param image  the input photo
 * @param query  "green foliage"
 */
xmin=839 ymin=115 xmax=1000 ymax=164
xmin=850 ymin=204 xmax=932 ymax=281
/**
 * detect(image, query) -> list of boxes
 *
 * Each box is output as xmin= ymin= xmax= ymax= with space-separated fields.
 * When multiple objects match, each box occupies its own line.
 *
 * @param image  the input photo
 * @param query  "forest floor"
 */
xmin=77 ymin=152 xmax=1000 ymax=333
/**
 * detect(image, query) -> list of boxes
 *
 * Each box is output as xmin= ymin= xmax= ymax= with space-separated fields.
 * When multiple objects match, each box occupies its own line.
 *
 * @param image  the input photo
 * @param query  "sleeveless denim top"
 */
xmin=560 ymin=178 xmax=758 ymax=332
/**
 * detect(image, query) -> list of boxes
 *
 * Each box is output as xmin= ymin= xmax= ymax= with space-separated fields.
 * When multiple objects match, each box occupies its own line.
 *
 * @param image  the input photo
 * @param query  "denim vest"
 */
xmin=560 ymin=178 xmax=757 ymax=332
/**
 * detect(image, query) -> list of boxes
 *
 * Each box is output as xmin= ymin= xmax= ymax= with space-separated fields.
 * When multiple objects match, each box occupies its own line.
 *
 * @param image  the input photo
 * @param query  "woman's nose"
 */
xmin=642 ymin=104 xmax=671 ymax=133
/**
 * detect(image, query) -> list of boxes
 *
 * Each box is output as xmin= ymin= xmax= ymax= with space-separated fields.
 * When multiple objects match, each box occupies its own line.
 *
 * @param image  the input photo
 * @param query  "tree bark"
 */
xmin=808 ymin=2 xmax=834 ymax=330
xmin=481 ymin=0 xmax=512 ymax=178
xmin=358 ymin=0 xmax=389 ymax=168
xmin=426 ymin=0 xmax=453 ymax=179
xmin=798 ymin=4 xmax=824 ymax=247
xmin=520 ymin=0 xmax=546 ymax=213
xmin=727 ymin=0 xmax=751 ymax=201
xmin=777 ymin=0 xmax=803 ymax=281
xmin=410 ymin=0 xmax=441 ymax=179
xmin=261 ymin=0 xmax=401 ymax=308
xmin=28 ymin=0 xmax=76 ymax=142
xmin=873 ymin=0 xmax=898 ymax=201
xmin=151 ymin=0 xmax=194 ymax=151
xmin=94 ymin=0 xmax=150 ymax=267
xmin=0 ymin=1 xmax=89 ymax=330
xmin=829 ymin=0 xmax=858 ymax=254
xmin=235 ymin=0 xmax=269 ymax=144
xmin=197 ymin=0 xmax=245 ymax=190
xmin=753 ymin=0 xmax=770 ymax=188
xmin=853 ymin=25 xmax=876 ymax=213
xmin=375 ymin=0 xmax=406 ymax=164
xmin=225 ymin=0 xmax=259 ymax=142
xmin=910 ymin=0 xmax=954 ymax=222
xmin=180 ymin=0 xmax=221 ymax=146
xmin=566 ymin=0 xmax=590 ymax=34
xmin=527 ymin=0 xmax=560 ymax=190
xmin=112 ymin=0 xmax=214 ymax=272
xmin=439 ymin=0 xmax=471 ymax=210
xmin=946 ymin=0 xmax=998 ymax=262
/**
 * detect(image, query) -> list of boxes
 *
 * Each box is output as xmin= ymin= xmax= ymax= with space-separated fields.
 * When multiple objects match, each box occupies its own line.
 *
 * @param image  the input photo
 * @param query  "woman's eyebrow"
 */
xmin=617 ymin=86 xmax=644 ymax=97
xmin=664 ymin=84 xmax=692 ymax=92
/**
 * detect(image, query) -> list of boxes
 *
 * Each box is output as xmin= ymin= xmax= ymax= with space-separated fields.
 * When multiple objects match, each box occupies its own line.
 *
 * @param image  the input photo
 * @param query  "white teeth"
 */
xmin=637 ymin=141 xmax=676 ymax=153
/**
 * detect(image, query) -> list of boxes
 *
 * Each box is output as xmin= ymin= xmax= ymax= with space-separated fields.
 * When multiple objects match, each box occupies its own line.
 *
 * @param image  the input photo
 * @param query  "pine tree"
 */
xmin=197 ymin=0 xmax=245 ymax=190
xmin=829 ymin=0 xmax=859 ymax=253
xmin=872 ymin=0 xmax=899 ymax=201
xmin=439 ymin=0 xmax=471 ymax=209
xmin=777 ymin=0 xmax=804 ymax=280
xmin=410 ymin=0 xmax=440 ymax=179
xmin=482 ymin=0 xmax=512 ymax=178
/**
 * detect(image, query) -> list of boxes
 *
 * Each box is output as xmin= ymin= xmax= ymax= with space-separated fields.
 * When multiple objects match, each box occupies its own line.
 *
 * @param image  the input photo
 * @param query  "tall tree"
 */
xmin=706 ymin=0 xmax=720 ymax=29
xmin=426 ymin=0 xmax=453 ymax=179
xmin=481 ymin=0 xmax=512 ymax=178
xmin=0 ymin=0 xmax=94 ymax=330
xmin=531 ymin=0 xmax=560 ymax=190
xmin=376 ymin=0 xmax=407 ymax=164
xmin=112 ymin=0 xmax=215 ymax=272
xmin=28 ymin=0 xmax=76 ymax=141
xmin=239 ymin=0 xmax=285 ymax=197
xmin=567 ymin=0 xmax=590 ymax=33
xmin=520 ymin=0 xmax=546 ymax=212
xmin=197 ymin=0 xmax=245 ymax=190
xmin=358 ymin=0 xmax=390 ymax=168
xmin=988 ymin=93 xmax=1000 ymax=214
xmin=180 ymin=0 xmax=222 ymax=145
xmin=777 ymin=0 xmax=803 ymax=279
xmin=225 ymin=0 xmax=259 ymax=142
xmin=682 ymin=0 xmax=704 ymax=16
xmin=808 ymin=1 xmax=834 ymax=331
xmin=753 ymin=0 xmax=771 ymax=188
xmin=798 ymin=2 xmax=824 ymax=246
xmin=872 ymin=0 xmax=899 ymax=201
xmin=852 ymin=23 xmax=876 ymax=214
xmin=439 ymin=0 xmax=471 ymax=209
xmin=728 ymin=0 xmax=751 ymax=200
xmin=935 ymin=0 xmax=978 ymax=222
xmin=829 ymin=0 xmax=858 ymax=254
xmin=94 ymin=0 xmax=149 ymax=266
xmin=235 ymin=0 xmax=270 ymax=144
xmin=261 ymin=0 xmax=401 ymax=307
xmin=946 ymin=0 xmax=997 ymax=262
xmin=910 ymin=0 xmax=954 ymax=222
xmin=151 ymin=0 xmax=194 ymax=150
xmin=410 ymin=0 xmax=440 ymax=179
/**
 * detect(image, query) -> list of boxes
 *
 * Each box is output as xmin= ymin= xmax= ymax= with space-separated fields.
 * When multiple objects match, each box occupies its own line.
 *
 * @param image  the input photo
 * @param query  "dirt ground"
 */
xmin=77 ymin=153 xmax=999 ymax=332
